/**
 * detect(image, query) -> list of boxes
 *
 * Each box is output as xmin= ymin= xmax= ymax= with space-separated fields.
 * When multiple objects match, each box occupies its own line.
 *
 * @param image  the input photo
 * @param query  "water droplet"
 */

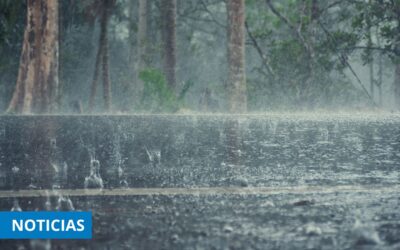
xmin=44 ymin=192 xmax=52 ymax=211
xmin=353 ymin=219 xmax=381 ymax=245
xmin=12 ymin=166 xmax=20 ymax=174
xmin=223 ymin=225 xmax=233 ymax=233
xmin=304 ymin=223 xmax=322 ymax=236
xmin=56 ymin=195 xmax=75 ymax=211
xmin=84 ymin=159 xmax=103 ymax=189
xmin=145 ymin=147 xmax=161 ymax=166
xmin=11 ymin=198 xmax=22 ymax=212
xmin=30 ymin=239 xmax=51 ymax=250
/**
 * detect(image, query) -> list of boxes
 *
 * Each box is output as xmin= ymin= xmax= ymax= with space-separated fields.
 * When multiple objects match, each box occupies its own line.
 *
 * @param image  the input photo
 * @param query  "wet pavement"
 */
xmin=0 ymin=114 xmax=399 ymax=249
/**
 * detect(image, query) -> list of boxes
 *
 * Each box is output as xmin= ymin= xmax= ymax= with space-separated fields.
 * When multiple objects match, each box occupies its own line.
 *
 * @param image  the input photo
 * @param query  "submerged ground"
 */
xmin=0 ymin=113 xmax=399 ymax=249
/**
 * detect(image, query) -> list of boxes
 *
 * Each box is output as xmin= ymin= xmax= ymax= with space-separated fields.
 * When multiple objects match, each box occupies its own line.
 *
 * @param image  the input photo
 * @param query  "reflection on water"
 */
xmin=0 ymin=114 xmax=399 ymax=188
xmin=0 ymin=114 xmax=399 ymax=249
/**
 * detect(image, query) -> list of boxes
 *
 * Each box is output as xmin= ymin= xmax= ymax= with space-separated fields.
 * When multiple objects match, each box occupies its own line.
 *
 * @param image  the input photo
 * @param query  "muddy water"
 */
xmin=0 ymin=114 xmax=399 ymax=249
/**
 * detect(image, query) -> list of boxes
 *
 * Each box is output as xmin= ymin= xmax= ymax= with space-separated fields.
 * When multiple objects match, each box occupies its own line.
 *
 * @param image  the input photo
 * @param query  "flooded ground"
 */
xmin=0 ymin=114 xmax=399 ymax=249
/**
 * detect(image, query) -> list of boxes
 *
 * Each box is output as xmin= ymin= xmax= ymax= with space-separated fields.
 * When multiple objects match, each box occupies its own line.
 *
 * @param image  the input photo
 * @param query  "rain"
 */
xmin=0 ymin=0 xmax=400 ymax=249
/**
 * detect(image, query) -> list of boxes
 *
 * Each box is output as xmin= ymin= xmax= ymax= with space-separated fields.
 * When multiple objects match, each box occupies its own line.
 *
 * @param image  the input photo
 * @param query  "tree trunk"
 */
xmin=311 ymin=0 xmax=319 ymax=21
xmin=369 ymin=53 xmax=374 ymax=100
xmin=377 ymin=32 xmax=383 ymax=106
xmin=136 ymin=0 xmax=148 ymax=97
xmin=395 ymin=63 xmax=400 ymax=109
xmin=394 ymin=11 xmax=400 ymax=109
xmin=101 ymin=3 xmax=111 ymax=112
xmin=88 ymin=35 xmax=104 ymax=111
xmin=88 ymin=1 xmax=112 ymax=112
xmin=7 ymin=0 xmax=59 ymax=114
xmin=162 ymin=0 xmax=177 ymax=91
xmin=367 ymin=0 xmax=374 ymax=100
xmin=226 ymin=0 xmax=247 ymax=112
xmin=128 ymin=0 xmax=135 ymax=66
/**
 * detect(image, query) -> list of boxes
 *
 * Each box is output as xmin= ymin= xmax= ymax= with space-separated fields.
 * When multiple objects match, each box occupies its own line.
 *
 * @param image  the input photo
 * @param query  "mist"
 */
xmin=0 ymin=1 xmax=400 ymax=249
xmin=1 ymin=0 xmax=399 ymax=113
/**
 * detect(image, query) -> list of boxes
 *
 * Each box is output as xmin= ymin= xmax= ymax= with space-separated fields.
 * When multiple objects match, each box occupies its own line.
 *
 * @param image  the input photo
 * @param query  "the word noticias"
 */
xmin=0 ymin=211 xmax=92 ymax=239
xmin=12 ymin=219 xmax=85 ymax=232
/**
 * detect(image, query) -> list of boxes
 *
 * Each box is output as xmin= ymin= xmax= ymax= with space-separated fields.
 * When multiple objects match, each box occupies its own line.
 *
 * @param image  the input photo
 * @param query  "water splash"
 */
xmin=49 ymin=138 xmax=68 ymax=190
xmin=111 ymin=135 xmax=129 ymax=188
xmin=30 ymin=239 xmax=51 ymax=250
xmin=145 ymin=147 xmax=161 ymax=167
xmin=352 ymin=218 xmax=381 ymax=246
xmin=11 ymin=166 xmax=20 ymax=174
xmin=55 ymin=194 xmax=75 ymax=211
xmin=44 ymin=191 xmax=52 ymax=211
xmin=117 ymin=159 xmax=129 ymax=188
xmin=11 ymin=198 xmax=22 ymax=211
xmin=84 ymin=159 xmax=104 ymax=189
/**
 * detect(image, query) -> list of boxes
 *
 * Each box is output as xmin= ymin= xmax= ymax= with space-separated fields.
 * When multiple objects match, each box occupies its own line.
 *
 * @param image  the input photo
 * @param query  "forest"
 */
xmin=0 ymin=0 xmax=399 ymax=113
xmin=1 ymin=1 xmax=400 ymax=249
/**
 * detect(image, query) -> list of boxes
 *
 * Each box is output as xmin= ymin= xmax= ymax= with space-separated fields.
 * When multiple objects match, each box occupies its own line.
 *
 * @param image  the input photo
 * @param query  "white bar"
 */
xmin=0 ymin=185 xmax=398 ymax=198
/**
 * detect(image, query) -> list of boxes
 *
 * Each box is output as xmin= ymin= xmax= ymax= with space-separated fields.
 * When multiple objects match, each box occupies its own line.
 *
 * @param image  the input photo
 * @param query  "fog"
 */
xmin=0 ymin=0 xmax=400 ymax=249
xmin=1 ymin=0 xmax=399 ymax=113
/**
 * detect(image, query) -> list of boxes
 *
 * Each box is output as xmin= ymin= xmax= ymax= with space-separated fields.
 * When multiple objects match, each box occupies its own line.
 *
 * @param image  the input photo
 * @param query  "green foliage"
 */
xmin=351 ymin=0 xmax=400 ymax=62
xmin=138 ymin=69 xmax=179 ymax=112
xmin=0 ymin=0 xmax=25 ymax=110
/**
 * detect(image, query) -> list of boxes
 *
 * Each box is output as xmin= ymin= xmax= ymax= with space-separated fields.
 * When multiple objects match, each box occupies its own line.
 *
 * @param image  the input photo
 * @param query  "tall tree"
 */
xmin=88 ymin=0 xmax=114 ymax=112
xmin=162 ymin=0 xmax=177 ymax=91
xmin=366 ymin=0 xmax=374 ymax=99
xmin=7 ymin=0 xmax=59 ymax=113
xmin=101 ymin=1 xmax=112 ymax=112
xmin=128 ymin=0 xmax=136 ymax=66
xmin=136 ymin=0 xmax=149 ymax=97
xmin=394 ymin=3 xmax=400 ymax=109
xmin=395 ymin=63 xmax=400 ymax=108
xmin=226 ymin=0 xmax=247 ymax=112
xmin=376 ymin=29 xmax=383 ymax=106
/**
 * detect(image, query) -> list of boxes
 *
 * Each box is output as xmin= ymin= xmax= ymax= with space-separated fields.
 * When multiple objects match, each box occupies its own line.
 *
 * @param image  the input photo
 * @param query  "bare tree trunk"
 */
xmin=128 ymin=0 xmax=136 ymax=66
xmin=311 ymin=0 xmax=319 ymax=21
xmin=101 ymin=3 xmax=111 ymax=112
xmin=136 ymin=0 xmax=148 ymax=97
xmin=395 ymin=63 xmax=400 ymax=109
xmin=377 ymin=31 xmax=383 ymax=106
xmin=162 ymin=0 xmax=177 ymax=91
xmin=369 ymin=59 xmax=375 ymax=100
xmin=88 ymin=36 xmax=103 ymax=111
xmin=367 ymin=0 xmax=374 ymax=100
xmin=226 ymin=0 xmax=247 ymax=112
xmin=7 ymin=0 xmax=59 ymax=114
xmin=88 ymin=1 xmax=112 ymax=112
xmin=394 ymin=12 xmax=400 ymax=109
